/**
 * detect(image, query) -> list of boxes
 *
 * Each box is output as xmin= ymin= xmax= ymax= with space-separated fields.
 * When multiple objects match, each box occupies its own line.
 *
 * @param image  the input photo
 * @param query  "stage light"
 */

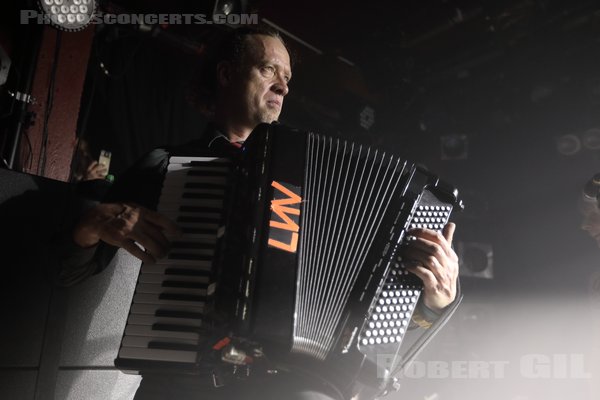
xmin=213 ymin=0 xmax=248 ymax=17
xmin=38 ymin=0 xmax=96 ymax=32
xmin=359 ymin=106 xmax=375 ymax=130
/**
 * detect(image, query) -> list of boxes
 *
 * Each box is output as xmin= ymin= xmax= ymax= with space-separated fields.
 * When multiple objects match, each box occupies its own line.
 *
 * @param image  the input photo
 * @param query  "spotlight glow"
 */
xmin=38 ymin=0 xmax=96 ymax=32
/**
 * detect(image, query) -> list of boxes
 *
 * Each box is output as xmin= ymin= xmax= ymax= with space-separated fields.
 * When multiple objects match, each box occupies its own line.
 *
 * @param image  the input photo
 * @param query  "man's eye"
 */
xmin=261 ymin=66 xmax=275 ymax=76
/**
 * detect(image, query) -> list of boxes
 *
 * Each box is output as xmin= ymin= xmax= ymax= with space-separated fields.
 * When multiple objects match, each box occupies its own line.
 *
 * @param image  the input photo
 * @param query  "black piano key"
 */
xmin=180 ymin=227 xmax=217 ymax=235
xmin=165 ymin=268 xmax=210 ymax=277
xmin=185 ymin=182 xmax=226 ymax=189
xmin=159 ymin=293 xmax=207 ymax=302
xmin=155 ymin=309 xmax=204 ymax=319
xmin=187 ymin=170 xmax=227 ymax=177
xmin=176 ymin=216 xmax=221 ymax=224
xmin=171 ymin=241 xmax=215 ymax=250
xmin=168 ymin=252 xmax=212 ymax=261
xmin=179 ymin=205 xmax=222 ymax=213
xmin=153 ymin=323 xmax=201 ymax=333
xmin=188 ymin=160 xmax=229 ymax=167
xmin=148 ymin=341 xmax=199 ymax=352
xmin=162 ymin=280 xmax=209 ymax=289
xmin=182 ymin=192 xmax=225 ymax=200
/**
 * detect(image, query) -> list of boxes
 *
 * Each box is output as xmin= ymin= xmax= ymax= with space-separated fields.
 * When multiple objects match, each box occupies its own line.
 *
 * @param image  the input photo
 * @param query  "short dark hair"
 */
xmin=189 ymin=26 xmax=291 ymax=115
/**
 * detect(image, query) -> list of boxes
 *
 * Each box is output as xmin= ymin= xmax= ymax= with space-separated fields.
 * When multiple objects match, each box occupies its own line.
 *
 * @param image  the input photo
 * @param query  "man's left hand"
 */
xmin=401 ymin=223 xmax=459 ymax=313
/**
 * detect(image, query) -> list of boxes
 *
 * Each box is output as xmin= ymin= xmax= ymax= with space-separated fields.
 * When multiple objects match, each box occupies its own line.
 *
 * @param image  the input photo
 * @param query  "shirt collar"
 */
xmin=204 ymin=123 xmax=244 ymax=149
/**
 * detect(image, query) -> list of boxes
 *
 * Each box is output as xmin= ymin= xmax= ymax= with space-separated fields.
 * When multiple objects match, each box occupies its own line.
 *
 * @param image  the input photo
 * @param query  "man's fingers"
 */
xmin=87 ymin=161 xmax=99 ymax=172
xmin=120 ymin=239 xmax=156 ymax=264
xmin=402 ymin=246 xmax=446 ymax=283
xmin=404 ymin=236 xmax=446 ymax=263
xmin=93 ymin=203 xmax=179 ymax=260
xmin=442 ymin=222 xmax=456 ymax=243
xmin=405 ymin=264 xmax=436 ymax=289
xmin=407 ymin=228 xmax=456 ymax=260
xmin=129 ymin=230 xmax=166 ymax=260
xmin=140 ymin=208 xmax=181 ymax=237
xmin=130 ymin=221 xmax=171 ymax=259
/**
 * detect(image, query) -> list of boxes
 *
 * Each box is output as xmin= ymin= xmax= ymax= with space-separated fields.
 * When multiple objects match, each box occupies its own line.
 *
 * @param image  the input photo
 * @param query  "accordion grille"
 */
xmin=292 ymin=133 xmax=408 ymax=360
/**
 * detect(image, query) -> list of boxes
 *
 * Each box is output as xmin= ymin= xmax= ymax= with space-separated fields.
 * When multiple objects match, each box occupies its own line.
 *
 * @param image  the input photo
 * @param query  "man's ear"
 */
xmin=216 ymin=61 xmax=232 ymax=88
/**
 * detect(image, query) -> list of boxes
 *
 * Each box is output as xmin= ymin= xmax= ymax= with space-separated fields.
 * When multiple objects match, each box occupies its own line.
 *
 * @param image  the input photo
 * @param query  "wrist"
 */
xmin=73 ymin=225 xmax=100 ymax=248
xmin=73 ymin=213 xmax=101 ymax=248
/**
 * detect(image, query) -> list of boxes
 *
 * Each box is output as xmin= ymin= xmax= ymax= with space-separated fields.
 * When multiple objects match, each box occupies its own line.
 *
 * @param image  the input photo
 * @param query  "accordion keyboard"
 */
xmin=116 ymin=156 xmax=230 ymax=370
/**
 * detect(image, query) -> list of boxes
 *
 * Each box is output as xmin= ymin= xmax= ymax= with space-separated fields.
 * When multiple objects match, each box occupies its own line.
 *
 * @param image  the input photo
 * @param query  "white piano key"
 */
xmin=118 ymin=346 xmax=197 ymax=364
xmin=163 ymin=233 xmax=218 ymax=245
xmin=135 ymin=283 xmax=208 ymax=296
xmin=133 ymin=293 xmax=206 ymax=308
xmin=138 ymin=273 xmax=210 ymax=284
xmin=125 ymin=324 xmax=199 ymax=340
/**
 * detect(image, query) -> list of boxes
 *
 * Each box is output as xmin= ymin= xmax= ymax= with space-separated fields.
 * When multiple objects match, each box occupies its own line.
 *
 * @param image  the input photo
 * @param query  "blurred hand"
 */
xmin=73 ymin=203 xmax=180 ymax=264
xmin=401 ymin=223 xmax=459 ymax=313
xmin=84 ymin=161 xmax=108 ymax=181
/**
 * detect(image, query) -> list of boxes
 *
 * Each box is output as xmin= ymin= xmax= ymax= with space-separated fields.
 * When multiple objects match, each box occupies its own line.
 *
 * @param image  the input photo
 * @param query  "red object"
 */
xmin=21 ymin=26 xmax=94 ymax=181
xmin=212 ymin=337 xmax=231 ymax=350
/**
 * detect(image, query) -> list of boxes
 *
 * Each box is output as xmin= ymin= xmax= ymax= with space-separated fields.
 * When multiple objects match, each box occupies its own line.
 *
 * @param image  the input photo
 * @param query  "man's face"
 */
xmin=226 ymin=35 xmax=291 ymax=128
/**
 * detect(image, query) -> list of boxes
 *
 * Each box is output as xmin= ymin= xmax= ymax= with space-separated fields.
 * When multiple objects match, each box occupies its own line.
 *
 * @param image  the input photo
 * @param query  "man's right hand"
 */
xmin=73 ymin=203 xmax=180 ymax=264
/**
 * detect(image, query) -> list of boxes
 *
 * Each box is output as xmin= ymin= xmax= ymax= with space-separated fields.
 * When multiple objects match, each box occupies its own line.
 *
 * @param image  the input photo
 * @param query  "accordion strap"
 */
xmin=381 ymin=280 xmax=464 ymax=397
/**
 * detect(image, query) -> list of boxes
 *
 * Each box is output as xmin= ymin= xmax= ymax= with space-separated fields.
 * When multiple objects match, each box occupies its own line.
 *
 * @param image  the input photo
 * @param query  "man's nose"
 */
xmin=272 ymin=76 xmax=289 ymax=96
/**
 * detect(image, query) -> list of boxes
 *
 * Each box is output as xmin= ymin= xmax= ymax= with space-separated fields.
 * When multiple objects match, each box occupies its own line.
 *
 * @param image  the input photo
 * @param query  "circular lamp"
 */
xmin=38 ymin=0 xmax=97 ymax=32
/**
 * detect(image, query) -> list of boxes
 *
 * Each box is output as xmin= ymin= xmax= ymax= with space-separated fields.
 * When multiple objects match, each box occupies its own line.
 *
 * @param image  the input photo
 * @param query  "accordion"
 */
xmin=115 ymin=123 xmax=462 ymax=395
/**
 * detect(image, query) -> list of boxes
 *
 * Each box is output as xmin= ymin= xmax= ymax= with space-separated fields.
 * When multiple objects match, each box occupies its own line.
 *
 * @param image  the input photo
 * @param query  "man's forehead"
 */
xmin=245 ymin=35 xmax=291 ymax=69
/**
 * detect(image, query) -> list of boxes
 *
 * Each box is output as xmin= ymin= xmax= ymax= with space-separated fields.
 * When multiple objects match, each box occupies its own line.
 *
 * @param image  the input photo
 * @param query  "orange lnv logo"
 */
xmin=268 ymin=181 xmax=301 ymax=253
